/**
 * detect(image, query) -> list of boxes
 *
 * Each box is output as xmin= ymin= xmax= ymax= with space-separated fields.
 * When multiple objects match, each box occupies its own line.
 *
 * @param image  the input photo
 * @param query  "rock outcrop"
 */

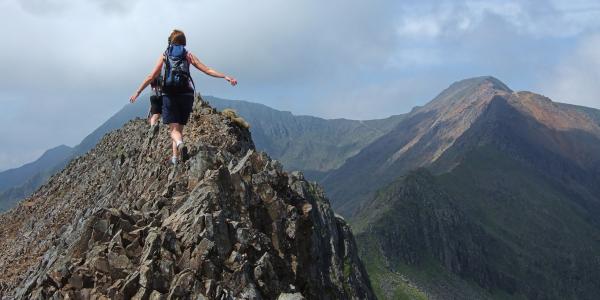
xmin=0 ymin=99 xmax=374 ymax=299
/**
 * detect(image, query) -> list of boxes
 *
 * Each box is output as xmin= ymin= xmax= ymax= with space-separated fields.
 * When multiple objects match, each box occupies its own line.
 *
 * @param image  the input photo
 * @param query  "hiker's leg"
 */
xmin=169 ymin=123 xmax=183 ymax=143
xmin=169 ymin=123 xmax=182 ymax=158
xmin=150 ymin=114 xmax=160 ymax=126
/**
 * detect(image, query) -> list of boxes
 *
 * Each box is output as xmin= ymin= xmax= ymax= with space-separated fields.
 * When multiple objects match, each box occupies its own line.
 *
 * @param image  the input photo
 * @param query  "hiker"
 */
xmin=130 ymin=29 xmax=237 ymax=165
xmin=148 ymin=75 xmax=163 ymax=136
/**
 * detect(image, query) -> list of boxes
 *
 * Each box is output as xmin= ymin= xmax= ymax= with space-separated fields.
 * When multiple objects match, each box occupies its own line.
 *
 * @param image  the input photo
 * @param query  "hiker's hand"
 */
xmin=225 ymin=76 xmax=237 ymax=86
xmin=130 ymin=91 xmax=140 ymax=103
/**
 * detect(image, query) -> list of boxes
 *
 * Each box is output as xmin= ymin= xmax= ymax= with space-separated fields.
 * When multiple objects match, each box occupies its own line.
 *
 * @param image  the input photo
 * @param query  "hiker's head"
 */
xmin=168 ymin=29 xmax=186 ymax=46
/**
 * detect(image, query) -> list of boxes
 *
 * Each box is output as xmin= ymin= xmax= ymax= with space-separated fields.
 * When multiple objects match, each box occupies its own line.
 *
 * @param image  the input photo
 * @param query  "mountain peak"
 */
xmin=421 ymin=76 xmax=512 ymax=114
xmin=456 ymin=76 xmax=512 ymax=93
xmin=0 ymin=99 xmax=374 ymax=299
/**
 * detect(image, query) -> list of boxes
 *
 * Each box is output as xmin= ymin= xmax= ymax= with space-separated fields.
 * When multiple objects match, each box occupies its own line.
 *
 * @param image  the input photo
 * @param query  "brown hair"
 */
xmin=168 ymin=29 xmax=186 ymax=46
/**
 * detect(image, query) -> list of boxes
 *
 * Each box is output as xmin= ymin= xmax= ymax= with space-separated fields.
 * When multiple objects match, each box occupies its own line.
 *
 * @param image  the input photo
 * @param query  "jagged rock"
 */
xmin=277 ymin=293 xmax=305 ymax=300
xmin=118 ymin=272 xmax=139 ymax=298
xmin=149 ymin=290 xmax=166 ymax=300
xmin=166 ymin=269 xmax=195 ymax=299
xmin=0 ymin=100 xmax=374 ymax=300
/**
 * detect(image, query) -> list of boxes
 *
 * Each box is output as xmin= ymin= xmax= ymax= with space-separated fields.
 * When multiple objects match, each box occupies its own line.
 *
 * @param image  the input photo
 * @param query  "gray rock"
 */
xmin=0 ymin=101 xmax=375 ymax=300
xmin=277 ymin=293 xmax=305 ymax=300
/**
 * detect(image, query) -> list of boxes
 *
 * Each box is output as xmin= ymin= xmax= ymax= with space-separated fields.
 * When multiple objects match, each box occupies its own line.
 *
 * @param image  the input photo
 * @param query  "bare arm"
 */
xmin=188 ymin=52 xmax=237 ymax=86
xmin=130 ymin=55 xmax=163 ymax=103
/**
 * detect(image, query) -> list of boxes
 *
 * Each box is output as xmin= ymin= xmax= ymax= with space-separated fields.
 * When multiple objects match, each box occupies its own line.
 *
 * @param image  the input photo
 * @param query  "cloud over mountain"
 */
xmin=1 ymin=0 xmax=600 ymax=170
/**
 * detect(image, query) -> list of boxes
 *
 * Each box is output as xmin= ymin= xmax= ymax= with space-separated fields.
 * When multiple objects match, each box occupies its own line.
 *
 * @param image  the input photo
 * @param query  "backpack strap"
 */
xmin=181 ymin=47 xmax=196 ymax=93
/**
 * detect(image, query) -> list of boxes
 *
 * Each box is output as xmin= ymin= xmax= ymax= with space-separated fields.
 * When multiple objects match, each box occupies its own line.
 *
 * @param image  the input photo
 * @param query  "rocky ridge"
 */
xmin=0 ymin=99 xmax=374 ymax=299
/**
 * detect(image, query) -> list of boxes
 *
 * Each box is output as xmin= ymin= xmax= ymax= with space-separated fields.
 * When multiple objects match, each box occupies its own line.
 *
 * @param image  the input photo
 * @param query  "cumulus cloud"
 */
xmin=540 ymin=34 xmax=600 ymax=108
xmin=395 ymin=0 xmax=600 ymax=40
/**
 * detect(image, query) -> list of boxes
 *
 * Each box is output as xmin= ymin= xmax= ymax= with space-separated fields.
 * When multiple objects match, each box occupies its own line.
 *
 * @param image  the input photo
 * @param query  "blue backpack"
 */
xmin=162 ymin=45 xmax=194 ymax=94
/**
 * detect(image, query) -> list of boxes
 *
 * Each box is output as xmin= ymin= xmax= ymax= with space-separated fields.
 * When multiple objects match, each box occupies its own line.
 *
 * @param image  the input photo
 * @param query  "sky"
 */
xmin=1 ymin=0 xmax=600 ymax=171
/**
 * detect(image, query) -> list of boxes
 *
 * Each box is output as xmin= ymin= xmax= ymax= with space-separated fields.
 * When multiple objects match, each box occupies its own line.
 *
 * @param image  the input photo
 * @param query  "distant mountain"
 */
xmin=342 ymin=77 xmax=600 ymax=299
xmin=0 ymin=145 xmax=73 ymax=193
xmin=0 ymin=100 xmax=151 ymax=211
xmin=0 ymin=145 xmax=73 ymax=211
xmin=0 ymin=95 xmax=404 ymax=212
xmin=322 ymin=76 xmax=515 ymax=215
xmin=206 ymin=97 xmax=405 ymax=175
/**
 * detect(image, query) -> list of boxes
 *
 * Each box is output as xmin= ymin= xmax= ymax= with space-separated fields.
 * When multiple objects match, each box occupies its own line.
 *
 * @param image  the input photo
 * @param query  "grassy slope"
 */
xmin=357 ymin=234 xmax=429 ymax=300
xmin=437 ymin=146 xmax=600 ymax=299
xmin=353 ymin=145 xmax=600 ymax=299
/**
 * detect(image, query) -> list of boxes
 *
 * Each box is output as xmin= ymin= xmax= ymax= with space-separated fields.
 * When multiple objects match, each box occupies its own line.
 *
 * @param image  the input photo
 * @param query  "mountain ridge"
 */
xmin=0 ymin=96 xmax=405 ymax=213
xmin=0 ymin=99 xmax=375 ymax=299
xmin=341 ymin=77 xmax=600 ymax=299
xmin=322 ymin=76 xmax=514 ymax=215
xmin=322 ymin=76 xmax=600 ymax=215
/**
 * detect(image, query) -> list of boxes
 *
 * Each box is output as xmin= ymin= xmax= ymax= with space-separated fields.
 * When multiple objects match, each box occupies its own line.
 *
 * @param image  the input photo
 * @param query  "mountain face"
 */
xmin=345 ymin=77 xmax=600 ymax=299
xmin=0 ymin=100 xmax=374 ymax=299
xmin=322 ymin=76 xmax=515 ymax=215
xmin=0 ymin=96 xmax=404 ymax=212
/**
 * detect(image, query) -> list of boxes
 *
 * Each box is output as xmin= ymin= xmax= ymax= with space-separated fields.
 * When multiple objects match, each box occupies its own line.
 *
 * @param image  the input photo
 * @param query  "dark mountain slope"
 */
xmin=355 ymin=170 xmax=520 ymax=300
xmin=0 ymin=145 xmax=73 ymax=194
xmin=0 ymin=100 xmax=374 ymax=299
xmin=352 ymin=85 xmax=600 ymax=299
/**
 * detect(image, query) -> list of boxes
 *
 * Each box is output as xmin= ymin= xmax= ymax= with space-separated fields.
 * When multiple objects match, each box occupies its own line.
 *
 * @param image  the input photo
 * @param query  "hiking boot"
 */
xmin=177 ymin=142 xmax=189 ymax=161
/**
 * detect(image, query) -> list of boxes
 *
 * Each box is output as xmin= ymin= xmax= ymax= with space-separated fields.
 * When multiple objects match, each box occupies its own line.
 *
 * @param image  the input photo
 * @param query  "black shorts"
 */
xmin=150 ymin=95 xmax=163 ymax=115
xmin=162 ymin=93 xmax=194 ymax=125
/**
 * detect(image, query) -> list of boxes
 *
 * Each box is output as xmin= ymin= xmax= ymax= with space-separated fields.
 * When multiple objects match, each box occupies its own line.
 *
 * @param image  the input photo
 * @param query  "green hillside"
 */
xmin=353 ymin=144 xmax=600 ymax=299
xmin=342 ymin=78 xmax=600 ymax=299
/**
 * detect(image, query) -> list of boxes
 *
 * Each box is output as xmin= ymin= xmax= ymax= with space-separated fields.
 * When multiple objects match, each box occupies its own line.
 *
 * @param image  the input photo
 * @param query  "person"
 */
xmin=130 ymin=29 xmax=237 ymax=165
xmin=148 ymin=75 xmax=163 ymax=136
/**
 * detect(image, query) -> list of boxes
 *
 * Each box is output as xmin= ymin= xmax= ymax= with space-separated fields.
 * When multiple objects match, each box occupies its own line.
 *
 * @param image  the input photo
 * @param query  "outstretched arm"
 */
xmin=130 ymin=55 xmax=163 ymax=103
xmin=188 ymin=52 xmax=237 ymax=86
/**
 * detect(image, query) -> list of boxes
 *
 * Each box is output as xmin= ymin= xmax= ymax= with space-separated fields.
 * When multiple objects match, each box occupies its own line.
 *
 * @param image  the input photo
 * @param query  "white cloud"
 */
xmin=1 ymin=0 xmax=600 ymax=170
xmin=540 ymin=34 xmax=600 ymax=109
xmin=0 ymin=0 xmax=401 ymax=169
xmin=395 ymin=0 xmax=600 ymax=40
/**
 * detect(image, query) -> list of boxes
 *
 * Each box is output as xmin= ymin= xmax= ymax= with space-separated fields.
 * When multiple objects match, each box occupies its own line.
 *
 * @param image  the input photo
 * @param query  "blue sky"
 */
xmin=0 ymin=0 xmax=600 ymax=171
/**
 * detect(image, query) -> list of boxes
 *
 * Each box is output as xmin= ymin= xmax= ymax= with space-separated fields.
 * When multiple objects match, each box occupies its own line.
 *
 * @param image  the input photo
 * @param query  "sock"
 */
xmin=176 ymin=140 xmax=184 ymax=147
xmin=171 ymin=156 xmax=178 ymax=164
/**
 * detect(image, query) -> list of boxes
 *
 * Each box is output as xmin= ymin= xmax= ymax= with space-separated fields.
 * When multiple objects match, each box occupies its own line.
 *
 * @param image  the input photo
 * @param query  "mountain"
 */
xmin=0 ymin=145 xmax=73 ymax=194
xmin=322 ymin=76 xmax=515 ymax=215
xmin=340 ymin=77 xmax=600 ymax=299
xmin=206 ymin=97 xmax=405 ymax=177
xmin=0 ymin=100 xmax=374 ymax=299
xmin=0 ymin=145 xmax=73 ymax=212
xmin=0 ymin=96 xmax=404 ymax=212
